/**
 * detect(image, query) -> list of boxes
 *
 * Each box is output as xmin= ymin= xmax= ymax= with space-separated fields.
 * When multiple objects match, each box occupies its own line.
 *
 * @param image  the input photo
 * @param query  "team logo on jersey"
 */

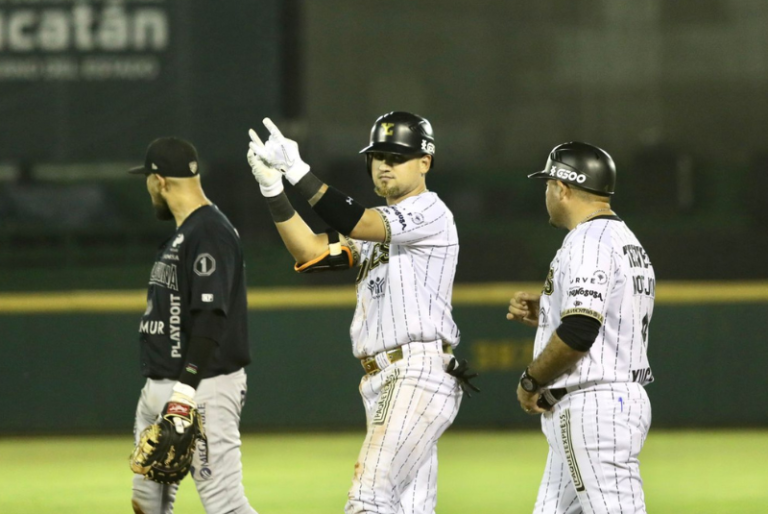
xmin=149 ymin=262 xmax=179 ymax=291
xmin=408 ymin=212 xmax=424 ymax=225
xmin=372 ymin=369 xmax=400 ymax=425
xmin=560 ymin=410 xmax=585 ymax=492
xmin=367 ymin=277 xmax=385 ymax=299
xmin=542 ymin=267 xmax=554 ymax=295
xmin=356 ymin=244 xmax=390 ymax=284
xmin=172 ymin=234 xmax=185 ymax=248
xmin=194 ymin=254 xmax=216 ymax=276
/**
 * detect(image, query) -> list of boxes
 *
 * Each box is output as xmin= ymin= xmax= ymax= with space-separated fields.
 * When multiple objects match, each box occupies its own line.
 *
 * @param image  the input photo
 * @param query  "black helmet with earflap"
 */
xmin=528 ymin=142 xmax=616 ymax=195
xmin=359 ymin=111 xmax=435 ymax=173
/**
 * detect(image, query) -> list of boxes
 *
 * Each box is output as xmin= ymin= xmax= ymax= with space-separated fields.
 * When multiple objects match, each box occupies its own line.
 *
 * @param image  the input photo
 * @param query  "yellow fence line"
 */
xmin=0 ymin=281 xmax=766 ymax=314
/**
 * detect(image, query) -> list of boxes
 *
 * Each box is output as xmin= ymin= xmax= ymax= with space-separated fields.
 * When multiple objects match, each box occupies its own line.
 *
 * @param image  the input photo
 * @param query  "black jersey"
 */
xmin=138 ymin=205 xmax=250 ymax=379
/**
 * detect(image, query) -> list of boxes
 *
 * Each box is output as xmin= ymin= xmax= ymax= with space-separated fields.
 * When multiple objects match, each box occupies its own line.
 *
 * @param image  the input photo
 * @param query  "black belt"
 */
xmin=537 ymin=387 xmax=568 ymax=409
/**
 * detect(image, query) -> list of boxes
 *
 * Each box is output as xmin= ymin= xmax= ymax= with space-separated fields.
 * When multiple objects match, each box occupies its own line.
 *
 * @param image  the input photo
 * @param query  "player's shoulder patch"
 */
xmin=194 ymin=253 xmax=216 ymax=276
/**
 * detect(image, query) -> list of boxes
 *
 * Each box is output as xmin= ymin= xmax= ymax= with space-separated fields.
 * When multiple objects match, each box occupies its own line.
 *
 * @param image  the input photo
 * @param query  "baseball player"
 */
xmin=128 ymin=137 xmax=258 ymax=514
xmin=246 ymin=112 xmax=478 ymax=514
xmin=507 ymin=142 xmax=654 ymax=514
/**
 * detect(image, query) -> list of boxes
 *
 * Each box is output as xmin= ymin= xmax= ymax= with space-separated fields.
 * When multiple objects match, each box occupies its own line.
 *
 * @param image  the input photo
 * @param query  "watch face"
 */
xmin=521 ymin=377 xmax=536 ymax=392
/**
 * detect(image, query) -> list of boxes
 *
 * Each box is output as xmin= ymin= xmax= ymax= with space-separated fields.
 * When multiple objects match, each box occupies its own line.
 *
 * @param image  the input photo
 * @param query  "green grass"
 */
xmin=0 ymin=430 xmax=765 ymax=513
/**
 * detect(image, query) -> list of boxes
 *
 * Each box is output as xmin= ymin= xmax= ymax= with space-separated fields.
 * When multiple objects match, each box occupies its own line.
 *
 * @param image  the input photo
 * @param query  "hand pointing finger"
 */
xmin=262 ymin=117 xmax=283 ymax=139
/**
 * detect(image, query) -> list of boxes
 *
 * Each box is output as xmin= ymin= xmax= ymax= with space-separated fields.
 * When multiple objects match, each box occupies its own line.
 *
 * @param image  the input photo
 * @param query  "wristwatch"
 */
xmin=520 ymin=367 xmax=541 ymax=393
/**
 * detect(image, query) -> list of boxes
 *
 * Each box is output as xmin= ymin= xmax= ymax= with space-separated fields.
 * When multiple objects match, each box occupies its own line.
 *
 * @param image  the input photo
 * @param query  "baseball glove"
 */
xmin=129 ymin=401 xmax=206 ymax=484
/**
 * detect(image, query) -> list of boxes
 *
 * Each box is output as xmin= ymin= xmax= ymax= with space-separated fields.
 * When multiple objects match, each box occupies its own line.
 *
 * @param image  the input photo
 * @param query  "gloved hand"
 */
xmin=129 ymin=382 xmax=206 ymax=485
xmin=248 ymin=118 xmax=310 ymax=185
xmin=247 ymin=129 xmax=284 ymax=197
xmin=164 ymin=382 xmax=197 ymax=434
xmin=446 ymin=358 xmax=481 ymax=398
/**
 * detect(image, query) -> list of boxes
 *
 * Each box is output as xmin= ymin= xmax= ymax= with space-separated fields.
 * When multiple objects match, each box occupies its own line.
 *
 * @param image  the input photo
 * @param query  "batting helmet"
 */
xmin=359 ymin=111 xmax=435 ymax=173
xmin=528 ymin=142 xmax=616 ymax=195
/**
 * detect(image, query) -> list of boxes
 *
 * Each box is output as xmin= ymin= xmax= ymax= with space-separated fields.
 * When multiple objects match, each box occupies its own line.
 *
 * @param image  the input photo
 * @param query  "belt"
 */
xmin=361 ymin=343 xmax=453 ymax=375
xmin=537 ymin=387 xmax=568 ymax=409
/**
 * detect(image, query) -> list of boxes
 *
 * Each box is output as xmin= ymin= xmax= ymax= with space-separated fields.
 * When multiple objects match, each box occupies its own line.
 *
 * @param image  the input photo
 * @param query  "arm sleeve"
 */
xmin=556 ymin=315 xmax=602 ymax=351
xmin=178 ymin=335 xmax=216 ymax=389
xmin=374 ymin=195 xmax=453 ymax=246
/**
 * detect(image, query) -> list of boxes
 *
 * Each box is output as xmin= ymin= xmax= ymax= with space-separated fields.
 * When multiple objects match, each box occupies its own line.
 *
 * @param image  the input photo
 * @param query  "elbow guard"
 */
xmin=295 ymin=231 xmax=354 ymax=273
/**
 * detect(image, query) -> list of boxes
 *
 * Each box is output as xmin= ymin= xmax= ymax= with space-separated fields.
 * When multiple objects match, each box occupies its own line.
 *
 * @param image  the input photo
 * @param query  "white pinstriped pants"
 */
xmin=346 ymin=342 xmax=462 ymax=514
xmin=534 ymin=383 xmax=651 ymax=514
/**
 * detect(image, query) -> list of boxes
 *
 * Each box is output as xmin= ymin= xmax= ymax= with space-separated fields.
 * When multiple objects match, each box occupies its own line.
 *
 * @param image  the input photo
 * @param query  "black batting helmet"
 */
xmin=528 ymin=142 xmax=616 ymax=195
xmin=360 ymin=111 xmax=435 ymax=173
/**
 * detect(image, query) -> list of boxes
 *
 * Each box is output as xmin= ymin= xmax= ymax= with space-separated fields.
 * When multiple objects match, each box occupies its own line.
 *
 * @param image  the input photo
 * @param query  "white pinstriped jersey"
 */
xmin=349 ymin=191 xmax=460 ymax=358
xmin=535 ymin=216 xmax=655 ymax=389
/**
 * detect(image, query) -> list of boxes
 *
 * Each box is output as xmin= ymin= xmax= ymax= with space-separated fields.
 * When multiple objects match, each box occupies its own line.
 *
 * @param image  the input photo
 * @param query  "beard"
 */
xmin=374 ymin=184 xmax=401 ymax=199
xmin=152 ymin=200 xmax=173 ymax=221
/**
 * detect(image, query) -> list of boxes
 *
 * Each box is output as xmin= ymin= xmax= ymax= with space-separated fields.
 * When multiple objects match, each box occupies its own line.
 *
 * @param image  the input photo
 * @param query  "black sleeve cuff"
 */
xmin=556 ymin=314 xmax=602 ymax=352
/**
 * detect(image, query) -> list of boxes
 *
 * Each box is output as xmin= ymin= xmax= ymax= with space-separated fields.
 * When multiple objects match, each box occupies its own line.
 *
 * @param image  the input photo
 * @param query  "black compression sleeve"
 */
xmin=294 ymin=172 xmax=324 ymax=200
xmin=556 ymin=315 xmax=602 ymax=352
xmin=312 ymin=186 xmax=366 ymax=235
xmin=265 ymin=191 xmax=296 ymax=223
xmin=190 ymin=309 xmax=227 ymax=341
xmin=178 ymin=336 xmax=216 ymax=389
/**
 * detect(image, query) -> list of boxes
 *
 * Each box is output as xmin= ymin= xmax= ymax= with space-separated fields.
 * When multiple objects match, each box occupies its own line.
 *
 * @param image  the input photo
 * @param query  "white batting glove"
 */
xmin=164 ymin=382 xmax=197 ymax=435
xmin=248 ymin=118 xmax=310 ymax=185
xmin=247 ymin=129 xmax=284 ymax=197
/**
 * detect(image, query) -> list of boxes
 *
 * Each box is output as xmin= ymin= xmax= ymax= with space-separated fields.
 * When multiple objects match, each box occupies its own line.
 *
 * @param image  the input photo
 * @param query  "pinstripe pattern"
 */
xmin=347 ymin=346 xmax=461 ymax=514
xmin=532 ymin=216 xmax=653 ymax=513
xmin=344 ymin=192 xmax=462 ymax=513
xmin=534 ymin=216 xmax=655 ymax=389
xmin=535 ymin=384 xmax=650 ymax=514
xmin=350 ymin=192 xmax=460 ymax=358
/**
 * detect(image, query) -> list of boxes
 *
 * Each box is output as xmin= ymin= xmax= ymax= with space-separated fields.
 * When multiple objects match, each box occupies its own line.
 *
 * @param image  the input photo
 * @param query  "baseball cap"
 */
xmin=128 ymin=137 xmax=200 ymax=177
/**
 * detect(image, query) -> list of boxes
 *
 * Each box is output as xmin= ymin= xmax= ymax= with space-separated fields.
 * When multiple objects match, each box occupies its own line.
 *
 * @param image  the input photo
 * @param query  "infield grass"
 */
xmin=0 ymin=430 xmax=765 ymax=513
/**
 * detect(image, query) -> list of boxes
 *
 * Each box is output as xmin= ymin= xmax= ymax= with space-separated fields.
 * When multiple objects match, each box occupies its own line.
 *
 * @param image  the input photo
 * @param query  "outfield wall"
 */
xmin=1 ymin=282 xmax=766 ymax=434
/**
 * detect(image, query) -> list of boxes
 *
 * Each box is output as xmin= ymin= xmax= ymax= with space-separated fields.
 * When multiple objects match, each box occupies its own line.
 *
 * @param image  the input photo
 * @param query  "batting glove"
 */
xmin=248 ymin=118 xmax=310 ymax=186
xmin=163 ymin=382 xmax=197 ymax=435
xmin=446 ymin=358 xmax=481 ymax=398
xmin=247 ymin=131 xmax=284 ymax=197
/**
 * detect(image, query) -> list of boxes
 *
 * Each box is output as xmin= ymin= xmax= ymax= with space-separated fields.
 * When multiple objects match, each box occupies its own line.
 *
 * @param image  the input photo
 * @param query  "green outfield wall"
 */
xmin=1 ymin=282 xmax=766 ymax=434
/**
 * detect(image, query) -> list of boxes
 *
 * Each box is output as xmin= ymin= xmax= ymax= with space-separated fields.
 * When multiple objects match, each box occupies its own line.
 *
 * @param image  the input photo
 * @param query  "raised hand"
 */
xmin=247 ymin=128 xmax=284 ymax=197
xmin=248 ymin=118 xmax=310 ymax=185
